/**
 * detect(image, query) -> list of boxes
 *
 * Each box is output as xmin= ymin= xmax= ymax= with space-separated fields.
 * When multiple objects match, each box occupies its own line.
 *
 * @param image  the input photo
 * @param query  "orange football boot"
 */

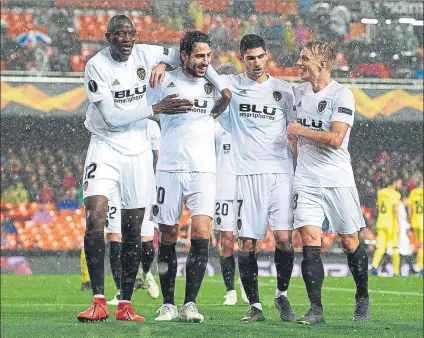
xmin=77 ymin=297 xmax=109 ymax=322
xmin=115 ymin=302 xmax=147 ymax=322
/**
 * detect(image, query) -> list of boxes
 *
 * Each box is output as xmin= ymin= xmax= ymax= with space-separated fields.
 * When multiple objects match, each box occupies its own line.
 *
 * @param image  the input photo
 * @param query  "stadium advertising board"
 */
xmin=1 ymin=254 xmax=413 ymax=277
xmin=1 ymin=78 xmax=423 ymax=121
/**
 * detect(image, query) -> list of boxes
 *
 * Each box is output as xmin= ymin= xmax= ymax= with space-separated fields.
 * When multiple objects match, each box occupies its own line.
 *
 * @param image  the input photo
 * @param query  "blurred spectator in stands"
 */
xmin=33 ymin=41 xmax=50 ymax=71
xmin=298 ymin=0 xmax=315 ymax=22
xmin=188 ymin=1 xmax=204 ymax=30
xmin=1 ymin=215 xmax=17 ymax=235
xmin=264 ymin=18 xmax=283 ymax=47
xmin=62 ymin=167 xmax=77 ymax=190
xmin=414 ymin=46 xmax=424 ymax=79
xmin=1 ymin=183 xmax=29 ymax=204
xmin=56 ymin=187 xmax=79 ymax=211
xmin=50 ymin=27 xmax=81 ymax=72
xmin=14 ymin=182 xmax=30 ymax=203
xmin=7 ymin=45 xmax=34 ymax=71
xmin=0 ymin=19 xmax=19 ymax=64
xmin=394 ymin=25 xmax=419 ymax=53
xmin=328 ymin=6 xmax=351 ymax=45
xmin=1 ymin=185 xmax=15 ymax=203
xmin=294 ymin=18 xmax=309 ymax=48
xmin=31 ymin=203 xmax=54 ymax=223
xmin=231 ymin=0 xmax=255 ymax=18
xmin=307 ymin=2 xmax=331 ymax=41
xmin=48 ymin=8 xmax=72 ymax=42
xmin=28 ymin=182 xmax=41 ymax=202
xmin=208 ymin=16 xmax=230 ymax=52
xmin=278 ymin=19 xmax=298 ymax=66
xmin=41 ymin=183 xmax=54 ymax=203
xmin=77 ymin=185 xmax=84 ymax=206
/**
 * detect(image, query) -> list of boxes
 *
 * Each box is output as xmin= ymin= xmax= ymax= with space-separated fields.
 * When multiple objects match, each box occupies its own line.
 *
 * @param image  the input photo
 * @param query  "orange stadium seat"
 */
xmin=255 ymin=1 xmax=275 ymax=13
xmin=77 ymin=14 xmax=109 ymax=41
xmin=350 ymin=63 xmax=390 ymax=79
xmin=274 ymin=1 xmax=298 ymax=14
xmin=198 ymin=0 xmax=229 ymax=12
xmin=1 ymin=11 xmax=36 ymax=37
xmin=55 ymin=0 xmax=149 ymax=9
xmin=255 ymin=1 xmax=298 ymax=14
xmin=6 ymin=234 xmax=18 ymax=249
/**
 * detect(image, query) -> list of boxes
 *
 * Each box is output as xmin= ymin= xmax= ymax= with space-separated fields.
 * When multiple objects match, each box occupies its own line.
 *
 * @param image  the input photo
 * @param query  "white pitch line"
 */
xmin=204 ymin=278 xmax=423 ymax=297
xmin=2 ymin=303 xmax=420 ymax=307
xmin=288 ymin=285 xmax=423 ymax=297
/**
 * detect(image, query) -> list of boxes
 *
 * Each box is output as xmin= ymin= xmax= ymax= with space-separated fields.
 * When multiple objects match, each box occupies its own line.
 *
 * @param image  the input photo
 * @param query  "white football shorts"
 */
xmin=82 ymin=136 xmax=156 ymax=209
xmin=293 ymin=185 xmax=365 ymax=234
xmin=151 ymin=171 xmax=216 ymax=226
xmin=234 ymin=173 xmax=294 ymax=240
xmin=213 ymin=200 xmax=235 ymax=232
xmin=104 ymin=189 xmax=156 ymax=236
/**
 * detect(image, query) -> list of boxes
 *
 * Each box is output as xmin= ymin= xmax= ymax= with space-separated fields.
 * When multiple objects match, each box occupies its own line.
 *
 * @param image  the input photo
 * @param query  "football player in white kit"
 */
xmin=397 ymin=193 xmax=413 ymax=275
xmin=77 ymin=15 xmax=231 ymax=323
xmin=287 ymin=41 xmax=370 ymax=324
xmin=150 ymin=31 xmax=230 ymax=323
xmin=213 ymin=121 xmax=248 ymax=306
xmin=105 ymin=119 xmax=161 ymax=305
xmin=219 ymin=35 xmax=297 ymax=322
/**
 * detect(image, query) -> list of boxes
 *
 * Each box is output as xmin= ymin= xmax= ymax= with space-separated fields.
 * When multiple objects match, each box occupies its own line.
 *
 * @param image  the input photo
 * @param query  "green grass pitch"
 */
xmin=1 ymin=274 xmax=423 ymax=338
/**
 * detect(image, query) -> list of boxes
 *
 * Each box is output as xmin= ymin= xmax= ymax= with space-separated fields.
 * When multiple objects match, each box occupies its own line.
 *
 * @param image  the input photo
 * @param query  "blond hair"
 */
xmin=303 ymin=41 xmax=337 ymax=69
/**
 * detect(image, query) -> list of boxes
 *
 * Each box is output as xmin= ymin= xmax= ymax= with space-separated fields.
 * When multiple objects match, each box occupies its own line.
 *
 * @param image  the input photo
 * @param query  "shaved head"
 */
xmin=107 ymin=14 xmax=135 ymax=34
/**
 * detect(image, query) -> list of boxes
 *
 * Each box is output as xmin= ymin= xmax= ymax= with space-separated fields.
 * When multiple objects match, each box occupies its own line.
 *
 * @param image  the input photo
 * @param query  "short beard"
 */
xmin=184 ymin=61 xmax=205 ymax=78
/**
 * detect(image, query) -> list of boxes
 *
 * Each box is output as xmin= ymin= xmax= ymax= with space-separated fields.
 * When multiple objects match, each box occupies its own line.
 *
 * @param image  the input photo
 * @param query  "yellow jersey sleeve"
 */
xmin=409 ymin=188 xmax=423 ymax=228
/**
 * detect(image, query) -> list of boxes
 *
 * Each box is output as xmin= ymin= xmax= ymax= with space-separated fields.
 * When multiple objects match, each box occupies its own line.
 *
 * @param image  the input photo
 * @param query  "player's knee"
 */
xmin=299 ymin=226 xmax=321 ymax=246
xmin=340 ymin=234 xmax=359 ymax=253
xmin=107 ymin=233 xmax=121 ymax=242
xmin=238 ymin=237 xmax=256 ymax=252
xmin=85 ymin=199 xmax=108 ymax=233
xmin=159 ymin=225 xmax=178 ymax=245
xmin=221 ymin=233 xmax=235 ymax=257
xmin=274 ymin=230 xmax=292 ymax=250
xmin=190 ymin=216 xmax=211 ymax=239
xmin=141 ymin=235 xmax=154 ymax=243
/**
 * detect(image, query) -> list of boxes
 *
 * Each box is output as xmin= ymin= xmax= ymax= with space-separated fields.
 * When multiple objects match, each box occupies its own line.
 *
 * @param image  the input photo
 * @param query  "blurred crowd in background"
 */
xmin=1 ymin=145 xmax=422 ymax=232
xmin=1 ymin=0 xmax=423 ymax=78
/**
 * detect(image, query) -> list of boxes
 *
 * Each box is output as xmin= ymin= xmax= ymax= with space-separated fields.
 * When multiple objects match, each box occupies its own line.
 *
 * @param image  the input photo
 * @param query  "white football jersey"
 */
xmin=398 ymin=203 xmax=412 ymax=256
xmin=151 ymin=70 xmax=219 ymax=173
xmin=84 ymin=44 xmax=179 ymax=156
xmin=215 ymin=121 xmax=236 ymax=200
xmin=220 ymin=73 xmax=295 ymax=175
xmin=294 ymin=80 xmax=356 ymax=187
xmin=147 ymin=119 xmax=161 ymax=151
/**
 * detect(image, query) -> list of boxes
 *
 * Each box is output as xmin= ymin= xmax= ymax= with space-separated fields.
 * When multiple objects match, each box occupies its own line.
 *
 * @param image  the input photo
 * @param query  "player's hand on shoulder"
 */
xmin=149 ymin=63 xmax=167 ymax=88
xmin=211 ymin=88 xmax=232 ymax=119
xmin=287 ymin=122 xmax=302 ymax=138
xmin=152 ymin=94 xmax=193 ymax=115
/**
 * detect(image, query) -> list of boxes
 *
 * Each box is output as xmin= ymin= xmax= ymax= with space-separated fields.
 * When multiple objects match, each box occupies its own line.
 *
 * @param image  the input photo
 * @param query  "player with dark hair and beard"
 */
xmin=77 ymin=15 xmax=230 ymax=323
xmin=150 ymin=30 xmax=230 ymax=323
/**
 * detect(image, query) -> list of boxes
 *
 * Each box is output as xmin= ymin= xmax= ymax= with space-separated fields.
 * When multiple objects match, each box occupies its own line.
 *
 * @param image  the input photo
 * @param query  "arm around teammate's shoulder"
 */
xmin=85 ymin=62 xmax=154 ymax=127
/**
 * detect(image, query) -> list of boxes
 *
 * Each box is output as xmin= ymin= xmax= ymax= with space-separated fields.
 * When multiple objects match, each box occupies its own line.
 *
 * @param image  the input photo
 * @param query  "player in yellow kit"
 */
xmin=408 ymin=181 xmax=423 ymax=275
xmin=371 ymin=176 xmax=402 ymax=276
